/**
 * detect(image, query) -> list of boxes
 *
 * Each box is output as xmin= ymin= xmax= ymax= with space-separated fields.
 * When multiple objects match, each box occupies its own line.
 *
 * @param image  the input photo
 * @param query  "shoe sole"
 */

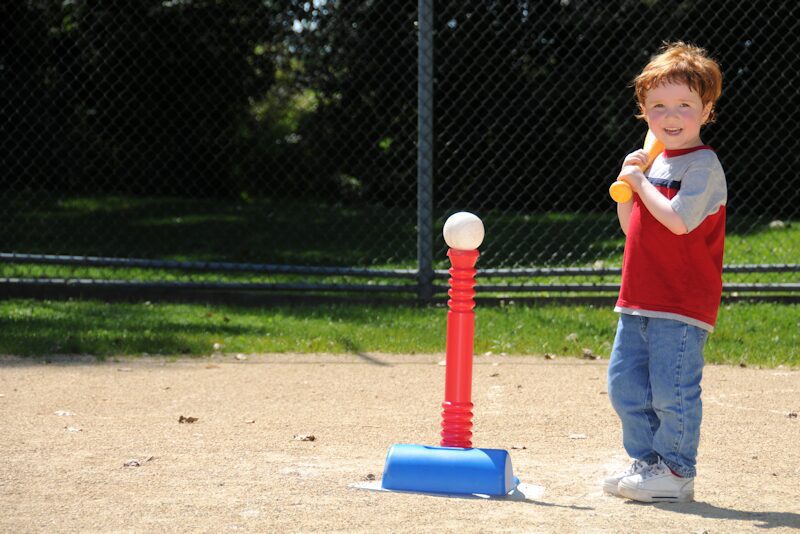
xmin=618 ymin=483 xmax=694 ymax=503
xmin=602 ymin=481 xmax=622 ymax=496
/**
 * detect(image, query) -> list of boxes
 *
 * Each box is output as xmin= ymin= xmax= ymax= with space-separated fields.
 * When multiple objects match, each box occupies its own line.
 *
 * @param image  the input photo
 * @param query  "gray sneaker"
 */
xmin=602 ymin=459 xmax=650 ymax=496
xmin=618 ymin=460 xmax=695 ymax=503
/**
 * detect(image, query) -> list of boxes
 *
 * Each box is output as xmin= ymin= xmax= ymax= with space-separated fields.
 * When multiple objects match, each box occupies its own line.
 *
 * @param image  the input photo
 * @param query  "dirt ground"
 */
xmin=1 ymin=352 xmax=799 ymax=533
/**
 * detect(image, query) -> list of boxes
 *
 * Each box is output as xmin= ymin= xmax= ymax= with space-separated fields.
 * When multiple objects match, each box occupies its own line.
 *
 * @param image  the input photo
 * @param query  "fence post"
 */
xmin=417 ymin=0 xmax=435 ymax=301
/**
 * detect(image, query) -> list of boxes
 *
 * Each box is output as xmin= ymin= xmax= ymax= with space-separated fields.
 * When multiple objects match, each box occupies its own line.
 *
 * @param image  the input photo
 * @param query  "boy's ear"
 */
xmin=702 ymin=102 xmax=713 ymax=124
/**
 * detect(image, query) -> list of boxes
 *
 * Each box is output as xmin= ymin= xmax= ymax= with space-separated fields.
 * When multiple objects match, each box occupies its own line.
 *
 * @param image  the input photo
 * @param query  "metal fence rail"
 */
xmin=2 ymin=1 xmax=798 ymax=300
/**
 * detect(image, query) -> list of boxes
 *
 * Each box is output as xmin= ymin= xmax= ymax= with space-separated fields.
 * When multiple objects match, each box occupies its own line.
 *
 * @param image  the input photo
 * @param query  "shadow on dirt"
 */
xmin=352 ymin=481 xmax=594 ymax=510
xmin=650 ymin=502 xmax=800 ymax=529
xmin=337 ymin=336 xmax=393 ymax=367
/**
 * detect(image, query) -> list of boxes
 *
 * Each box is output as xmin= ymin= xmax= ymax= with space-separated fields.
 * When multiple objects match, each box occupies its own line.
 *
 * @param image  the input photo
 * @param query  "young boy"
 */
xmin=603 ymin=42 xmax=725 ymax=503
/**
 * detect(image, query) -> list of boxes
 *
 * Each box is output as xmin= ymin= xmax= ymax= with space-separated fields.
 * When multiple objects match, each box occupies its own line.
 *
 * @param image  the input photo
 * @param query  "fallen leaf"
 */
xmin=511 ymin=445 xmax=527 ymax=450
xmin=235 ymin=354 xmax=247 ymax=361
xmin=293 ymin=433 xmax=315 ymax=442
xmin=178 ymin=415 xmax=198 ymax=424
xmin=582 ymin=348 xmax=599 ymax=360
xmin=244 ymin=419 xmax=256 ymax=424
xmin=544 ymin=353 xmax=555 ymax=360
xmin=788 ymin=412 xmax=798 ymax=419
xmin=363 ymin=473 xmax=376 ymax=481
xmin=54 ymin=410 xmax=74 ymax=417
xmin=569 ymin=433 xmax=588 ymax=440
xmin=566 ymin=333 xmax=578 ymax=343
xmin=490 ymin=372 xmax=500 ymax=377
xmin=66 ymin=426 xmax=82 ymax=432
xmin=124 ymin=459 xmax=141 ymax=468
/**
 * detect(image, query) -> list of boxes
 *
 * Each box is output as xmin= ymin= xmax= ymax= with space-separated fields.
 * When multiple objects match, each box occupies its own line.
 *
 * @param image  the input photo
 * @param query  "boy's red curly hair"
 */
xmin=634 ymin=42 xmax=723 ymax=123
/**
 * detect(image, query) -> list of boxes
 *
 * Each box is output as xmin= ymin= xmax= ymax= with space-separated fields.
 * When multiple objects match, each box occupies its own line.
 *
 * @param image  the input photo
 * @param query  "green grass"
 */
xmin=3 ymin=195 xmax=799 ymax=271
xmin=2 ymin=196 xmax=798 ymax=366
xmin=2 ymin=196 xmax=798 ymax=294
xmin=1 ymin=299 xmax=797 ymax=368
xmin=2 ymin=195 xmax=420 ymax=267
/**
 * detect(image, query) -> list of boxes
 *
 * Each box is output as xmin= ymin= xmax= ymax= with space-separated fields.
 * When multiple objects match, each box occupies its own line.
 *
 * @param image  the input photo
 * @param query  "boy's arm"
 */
xmin=617 ymin=198 xmax=632 ymax=235
xmin=615 ymin=150 xmax=643 ymax=234
xmin=619 ymin=165 xmax=688 ymax=235
xmin=614 ymin=148 xmax=684 ymax=235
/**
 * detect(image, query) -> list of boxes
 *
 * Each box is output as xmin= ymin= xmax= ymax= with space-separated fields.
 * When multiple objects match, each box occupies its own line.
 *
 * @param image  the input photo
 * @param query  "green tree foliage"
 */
xmin=432 ymin=0 xmax=798 ymax=212
xmin=3 ymin=1 xmax=798 ymax=213
xmin=4 ymin=0 xmax=287 ymax=195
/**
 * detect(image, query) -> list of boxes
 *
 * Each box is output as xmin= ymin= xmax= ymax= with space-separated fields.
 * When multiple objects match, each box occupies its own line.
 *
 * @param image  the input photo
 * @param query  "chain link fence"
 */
xmin=2 ymin=1 xmax=798 ymax=301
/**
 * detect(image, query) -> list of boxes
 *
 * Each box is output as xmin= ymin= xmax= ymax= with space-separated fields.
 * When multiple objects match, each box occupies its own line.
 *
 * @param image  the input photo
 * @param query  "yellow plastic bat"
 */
xmin=609 ymin=130 xmax=666 ymax=203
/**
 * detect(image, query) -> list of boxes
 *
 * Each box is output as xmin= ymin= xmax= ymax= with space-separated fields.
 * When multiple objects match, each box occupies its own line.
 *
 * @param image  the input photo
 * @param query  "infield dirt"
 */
xmin=1 ymin=353 xmax=799 ymax=532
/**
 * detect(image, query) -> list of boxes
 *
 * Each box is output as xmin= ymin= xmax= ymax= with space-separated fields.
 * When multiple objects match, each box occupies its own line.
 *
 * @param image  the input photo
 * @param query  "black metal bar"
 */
xmin=436 ymin=267 xmax=622 ymax=278
xmin=0 ymin=278 xmax=417 ymax=293
xmin=437 ymin=264 xmax=800 ymax=278
xmin=467 ymin=283 xmax=800 ymax=293
xmin=5 ymin=253 xmax=798 ymax=281
xmin=416 ymin=0 xmax=435 ymax=300
xmin=2 ymin=276 xmax=799 ymax=298
xmin=0 ymin=253 xmax=417 ymax=279
xmin=472 ymin=284 xmax=621 ymax=292
xmin=722 ymin=264 xmax=800 ymax=273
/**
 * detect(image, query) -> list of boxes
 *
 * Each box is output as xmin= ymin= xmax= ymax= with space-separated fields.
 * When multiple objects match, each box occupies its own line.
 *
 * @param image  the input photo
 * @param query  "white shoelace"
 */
xmin=639 ymin=460 xmax=671 ymax=480
xmin=623 ymin=459 xmax=650 ymax=477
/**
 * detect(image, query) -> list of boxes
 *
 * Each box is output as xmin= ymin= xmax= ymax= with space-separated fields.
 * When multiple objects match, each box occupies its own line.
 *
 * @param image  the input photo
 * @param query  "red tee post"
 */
xmin=440 ymin=248 xmax=479 ymax=448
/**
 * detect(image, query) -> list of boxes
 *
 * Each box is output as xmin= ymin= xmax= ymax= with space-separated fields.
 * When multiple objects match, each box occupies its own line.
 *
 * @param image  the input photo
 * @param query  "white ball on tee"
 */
xmin=443 ymin=212 xmax=484 ymax=250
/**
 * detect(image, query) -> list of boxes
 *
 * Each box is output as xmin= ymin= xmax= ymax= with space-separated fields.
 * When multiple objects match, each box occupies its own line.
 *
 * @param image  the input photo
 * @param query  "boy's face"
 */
xmin=642 ymin=82 xmax=712 ymax=150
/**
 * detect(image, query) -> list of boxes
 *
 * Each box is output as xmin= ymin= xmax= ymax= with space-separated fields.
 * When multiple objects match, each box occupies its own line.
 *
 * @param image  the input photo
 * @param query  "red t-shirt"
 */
xmin=616 ymin=146 xmax=727 ymax=330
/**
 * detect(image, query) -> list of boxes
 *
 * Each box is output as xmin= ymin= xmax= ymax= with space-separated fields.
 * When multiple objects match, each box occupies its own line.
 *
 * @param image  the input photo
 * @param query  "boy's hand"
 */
xmin=618 ymin=165 xmax=646 ymax=192
xmin=618 ymin=149 xmax=648 ymax=192
xmin=622 ymin=149 xmax=649 ymax=169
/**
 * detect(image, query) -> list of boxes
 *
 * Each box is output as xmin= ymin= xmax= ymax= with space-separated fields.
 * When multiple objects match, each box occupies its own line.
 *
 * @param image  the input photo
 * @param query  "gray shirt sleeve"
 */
xmin=670 ymin=153 xmax=727 ymax=233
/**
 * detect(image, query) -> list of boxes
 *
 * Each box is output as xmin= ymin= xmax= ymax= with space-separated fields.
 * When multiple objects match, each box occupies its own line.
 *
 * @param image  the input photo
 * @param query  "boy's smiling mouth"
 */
xmin=664 ymin=127 xmax=683 ymax=136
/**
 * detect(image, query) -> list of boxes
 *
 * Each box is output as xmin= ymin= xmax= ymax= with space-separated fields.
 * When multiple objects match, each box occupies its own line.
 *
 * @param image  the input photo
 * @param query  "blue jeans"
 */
xmin=608 ymin=314 xmax=708 ymax=478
